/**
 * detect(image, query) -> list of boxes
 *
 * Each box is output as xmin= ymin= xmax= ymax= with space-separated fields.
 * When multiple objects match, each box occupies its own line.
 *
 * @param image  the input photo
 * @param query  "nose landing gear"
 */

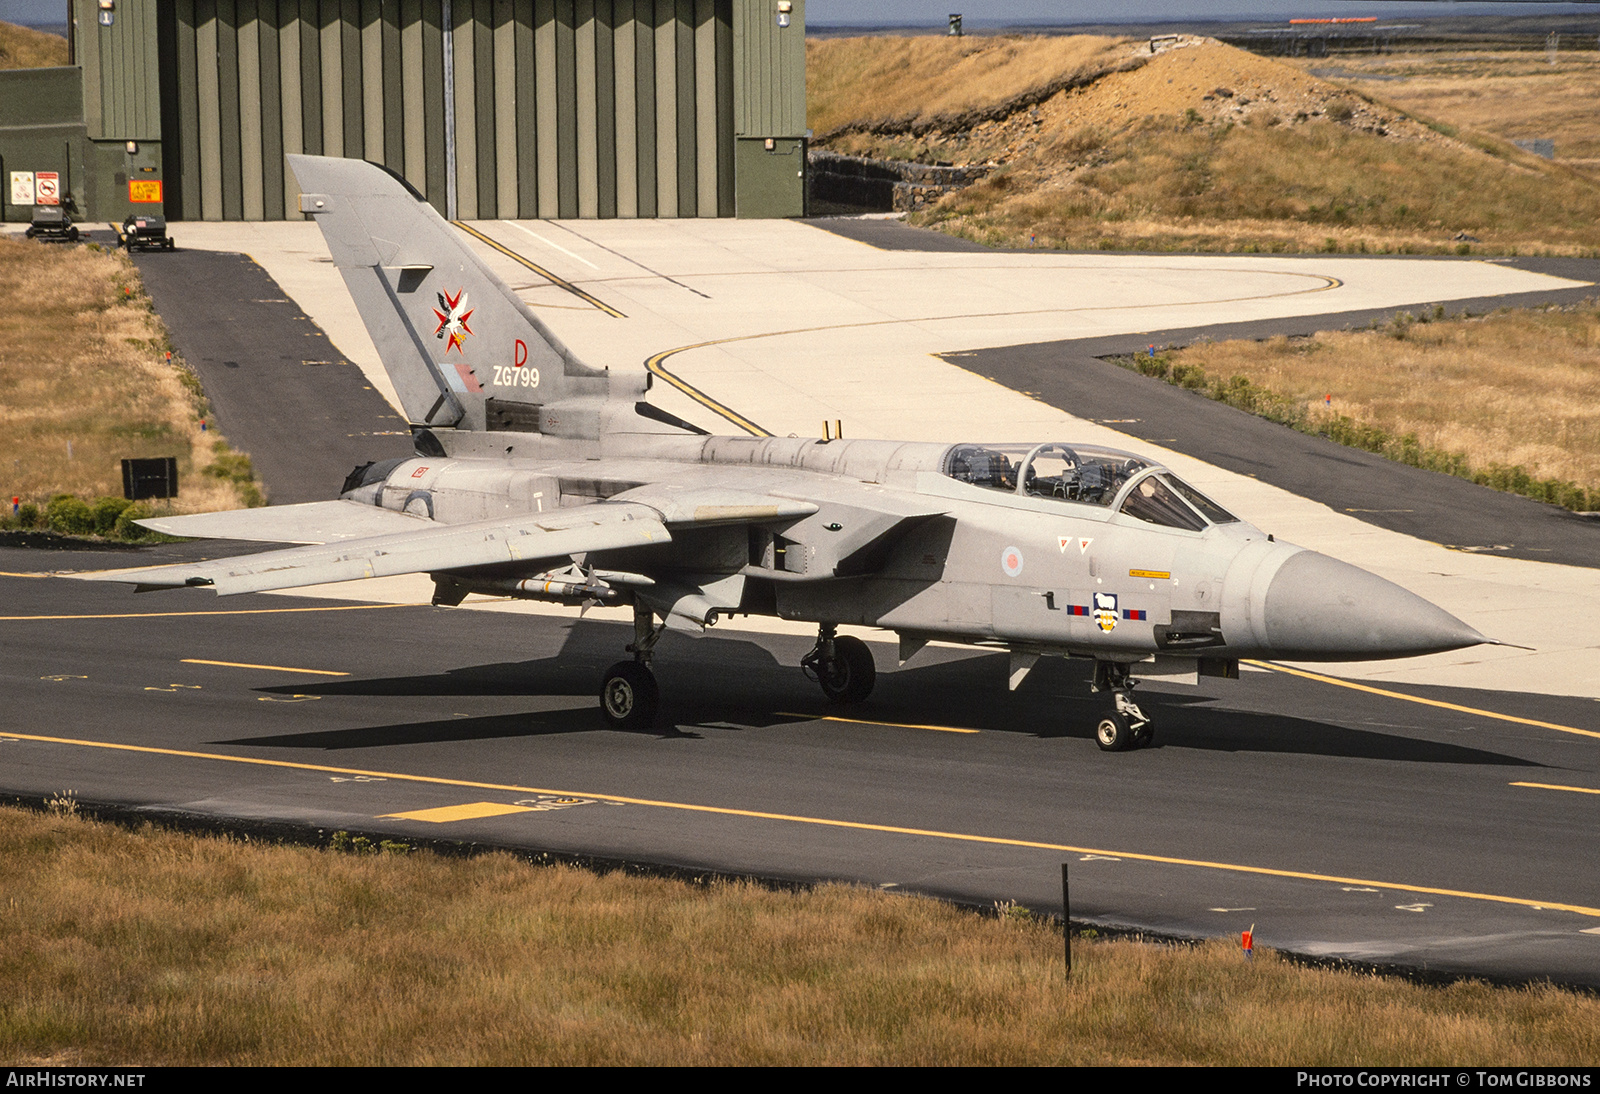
xmin=802 ymin=624 xmax=876 ymax=703
xmin=1092 ymin=660 xmax=1153 ymax=751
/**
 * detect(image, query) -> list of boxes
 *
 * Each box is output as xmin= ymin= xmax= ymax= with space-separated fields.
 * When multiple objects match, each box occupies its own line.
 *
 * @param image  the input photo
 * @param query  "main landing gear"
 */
xmin=599 ymin=614 xmax=878 ymax=729
xmin=599 ymin=604 xmax=666 ymax=731
xmin=1092 ymin=660 xmax=1153 ymax=752
xmin=801 ymin=624 xmax=876 ymax=704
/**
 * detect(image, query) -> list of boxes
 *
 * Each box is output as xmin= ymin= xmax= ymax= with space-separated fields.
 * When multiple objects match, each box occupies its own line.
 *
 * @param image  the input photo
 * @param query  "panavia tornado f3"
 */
xmin=86 ymin=155 xmax=1494 ymax=750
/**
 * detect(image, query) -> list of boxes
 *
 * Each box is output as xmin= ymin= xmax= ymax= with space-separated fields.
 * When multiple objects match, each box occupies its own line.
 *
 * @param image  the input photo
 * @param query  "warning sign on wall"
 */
xmin=34 ymin=171 xmax=59 ymax=204
xmin=10 ymin=172 xmax=34 ymax=205
xmin=129 ymin=179 xmax=163 ymax=204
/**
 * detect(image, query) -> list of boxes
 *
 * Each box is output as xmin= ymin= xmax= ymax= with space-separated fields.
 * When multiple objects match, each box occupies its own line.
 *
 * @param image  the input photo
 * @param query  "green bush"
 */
xmin=90 ymin=495 xmax=134 ymax=535
xmin=112 ymin=502 xmax=154 ymax=541
xmin=45 ymin=495 xmax=94 ymax=536
xmin=16 ymin=502 xmax=41 ymax=529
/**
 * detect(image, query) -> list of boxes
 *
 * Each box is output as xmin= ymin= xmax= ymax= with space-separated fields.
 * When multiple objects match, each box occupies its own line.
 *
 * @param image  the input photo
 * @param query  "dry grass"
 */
xmin=807 ymin=34 xmax=1133 ymax=137
xmin=0 ymin=237 xmax=259 ymax=515
xmin=0 ymin=20 xmax=67 ymax=70
xmin=812 ymin=36 xmax=1600 ymax=255
xmin=2 ymin=804 xmax=1598 ymax=1065
xmin=1138 ymin=304 xmax=1600 ymax=506
xmin=927 ymin=121 xmax=1600 ymax=255
xmin=1293 ymin=51 xmax=1600 ymax=180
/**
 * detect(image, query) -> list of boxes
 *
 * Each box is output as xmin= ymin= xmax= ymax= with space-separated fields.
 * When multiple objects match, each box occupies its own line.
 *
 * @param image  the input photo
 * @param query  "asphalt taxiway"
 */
xmin=7 ymin=217 xmax=1599 ymax=985
xmin=129 ymin=247 xmax=413 ymax=503
xmin=4 ymin=551 xmax=1599 ymax=986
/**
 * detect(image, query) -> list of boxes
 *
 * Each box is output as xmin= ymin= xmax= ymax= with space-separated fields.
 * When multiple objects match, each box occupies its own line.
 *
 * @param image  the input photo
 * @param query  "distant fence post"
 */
xmin=1062 ymin=861 xmax=1070 ymax=978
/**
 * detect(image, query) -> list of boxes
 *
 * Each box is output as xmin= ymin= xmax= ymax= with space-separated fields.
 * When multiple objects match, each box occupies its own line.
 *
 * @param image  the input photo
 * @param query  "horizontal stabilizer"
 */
xmin=81 ymin=503 xmax=670 ymax=596
xmin=138 ymin=500 xmax=431 ymax=545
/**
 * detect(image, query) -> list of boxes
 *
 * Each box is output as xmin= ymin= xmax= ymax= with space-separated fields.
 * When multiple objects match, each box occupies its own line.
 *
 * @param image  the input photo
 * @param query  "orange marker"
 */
xmin=1242 ymin=924 xmax=1255 ymax=959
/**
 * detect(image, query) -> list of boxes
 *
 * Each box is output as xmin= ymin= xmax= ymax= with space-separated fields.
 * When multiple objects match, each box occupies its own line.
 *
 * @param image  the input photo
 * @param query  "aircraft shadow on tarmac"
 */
xmin=224 ymin=623 xmax=1538 ymax=766
xmin=222 ymin=707 xmax=605 ymax=750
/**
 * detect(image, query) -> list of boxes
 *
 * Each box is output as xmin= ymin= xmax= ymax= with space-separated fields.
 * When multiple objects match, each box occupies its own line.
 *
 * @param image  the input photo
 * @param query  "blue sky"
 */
xmin=2 ymin=0 xmax=1593 ymax=29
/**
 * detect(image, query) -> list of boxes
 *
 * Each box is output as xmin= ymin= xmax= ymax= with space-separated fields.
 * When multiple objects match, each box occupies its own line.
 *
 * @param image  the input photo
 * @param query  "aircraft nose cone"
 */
xmin=1262 ymin=550 xmax=1490 ymax=660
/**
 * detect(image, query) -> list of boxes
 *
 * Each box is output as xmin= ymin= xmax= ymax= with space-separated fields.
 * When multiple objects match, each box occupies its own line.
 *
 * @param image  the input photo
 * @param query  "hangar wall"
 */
xmin=0 ymin=2 xmax=164 ymax=224
xmin=145 ymin=0 xmax=804 ymax=221
xmin=0 ymin=67 xmax=89 ymax=222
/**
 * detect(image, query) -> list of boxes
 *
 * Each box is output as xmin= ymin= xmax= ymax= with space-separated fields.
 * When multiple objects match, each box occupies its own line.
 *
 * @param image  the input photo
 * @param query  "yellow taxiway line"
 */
xmin=776 ymin=712 xmax=979 ymax=734
xmin=1246 ymin=661 xmax=1600 ymax=740
xmin=645 ymin=340 xmax=773 ymax=438
xmin=181 ymin=659 xmax=350 ymax=677
xmin=0 ymin=603 xmax=422 ymax=622
xmin=452 ymin=220 xmax=626 ymax=318
xmin=6 ymin=729 xmax=1598 ymax=920
xmin=641 ymin=272 xmax=1342 ymax=438
xmin=1511 ymin=782 xmax=1600 ymax=796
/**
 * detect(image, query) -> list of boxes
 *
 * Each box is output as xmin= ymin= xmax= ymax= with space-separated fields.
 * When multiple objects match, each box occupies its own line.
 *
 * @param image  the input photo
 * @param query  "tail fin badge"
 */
xmin=433 ymin=288 xmax=475 ymax=355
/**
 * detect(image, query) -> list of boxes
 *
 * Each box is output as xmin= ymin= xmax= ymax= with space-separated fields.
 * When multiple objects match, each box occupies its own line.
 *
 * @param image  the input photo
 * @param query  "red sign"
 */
xmin=35 ymin=171 xmax=59 ymax=204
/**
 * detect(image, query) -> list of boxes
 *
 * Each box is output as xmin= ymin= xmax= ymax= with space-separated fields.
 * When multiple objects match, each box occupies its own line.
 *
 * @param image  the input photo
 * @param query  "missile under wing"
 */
xmin=83 ymin=156 xmax=1493 ymax=751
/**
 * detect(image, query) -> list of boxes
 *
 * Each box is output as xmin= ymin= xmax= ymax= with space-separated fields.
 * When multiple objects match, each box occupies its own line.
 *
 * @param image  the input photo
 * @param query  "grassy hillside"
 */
xmin=0 ymin=20 xmax=66 ymax=69
xmin=1294 ymin=51 xmax=1600 ymax=181
xmin=808 ymin=34 xmax=1132 ymax=138
xmin=810 ymin=36 xmax=1600 ymax=256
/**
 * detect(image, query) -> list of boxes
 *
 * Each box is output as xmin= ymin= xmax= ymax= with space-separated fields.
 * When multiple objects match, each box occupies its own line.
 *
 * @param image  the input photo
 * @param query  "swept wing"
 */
xmin=136 ymin=499 xmax=433 ymax=544
xmin=83 ymin=503 xmax=670 ymax=596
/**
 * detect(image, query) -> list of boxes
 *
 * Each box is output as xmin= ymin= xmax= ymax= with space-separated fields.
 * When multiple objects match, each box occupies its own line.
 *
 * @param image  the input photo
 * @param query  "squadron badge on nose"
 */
xmin=1093 ymin=591 xmax=1118 ymax=632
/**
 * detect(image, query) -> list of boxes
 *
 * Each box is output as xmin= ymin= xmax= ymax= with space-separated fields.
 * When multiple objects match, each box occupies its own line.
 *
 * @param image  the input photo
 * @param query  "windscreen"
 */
xmin=1117 ymin=473 xmax=1210 ymax=531
xmin=1165 ymin=475 xmax=1238 ymax=524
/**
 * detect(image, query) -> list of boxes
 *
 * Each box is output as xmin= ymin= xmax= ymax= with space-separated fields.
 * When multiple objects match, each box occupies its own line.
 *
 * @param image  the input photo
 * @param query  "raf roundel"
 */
xmin=1001 ymin=545 xmax=1024 ymax=578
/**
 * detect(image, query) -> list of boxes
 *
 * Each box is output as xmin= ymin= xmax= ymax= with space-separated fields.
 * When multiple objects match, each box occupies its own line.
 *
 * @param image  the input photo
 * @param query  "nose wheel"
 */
xmin=802 ymin=625 xmax=876 ymax=703
xmin=1092 ymin=661 xmax=1153 ymax=752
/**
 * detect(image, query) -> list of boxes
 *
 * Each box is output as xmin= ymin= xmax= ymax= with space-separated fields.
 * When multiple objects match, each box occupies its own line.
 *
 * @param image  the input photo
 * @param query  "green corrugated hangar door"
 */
xmin=155 ymin=0 xmax=804 ymax=220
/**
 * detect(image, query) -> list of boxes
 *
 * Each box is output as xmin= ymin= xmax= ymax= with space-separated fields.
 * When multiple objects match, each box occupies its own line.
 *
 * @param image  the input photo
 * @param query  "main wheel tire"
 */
xmin=1095 ymin=713 xmax=1134 ymax=752
xmin=818 ymin=634 xmax=876 ymax=703
xmin=599 ymin=661 xmax=659 ymax=731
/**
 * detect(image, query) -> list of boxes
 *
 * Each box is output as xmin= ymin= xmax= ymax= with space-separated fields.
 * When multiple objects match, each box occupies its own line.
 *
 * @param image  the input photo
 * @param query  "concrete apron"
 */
xmin=163 ymin=219 xmax=1600 ymax=701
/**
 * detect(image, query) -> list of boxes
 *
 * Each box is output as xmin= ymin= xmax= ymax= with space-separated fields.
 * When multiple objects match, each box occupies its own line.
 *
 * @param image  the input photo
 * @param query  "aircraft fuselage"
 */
xmin=343 ymin=431 xmax=1484 ymax=668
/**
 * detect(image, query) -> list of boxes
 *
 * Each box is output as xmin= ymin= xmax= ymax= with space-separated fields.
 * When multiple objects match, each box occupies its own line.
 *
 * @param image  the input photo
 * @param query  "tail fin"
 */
xmin=287 ymin=154 xmax=626 ymax=438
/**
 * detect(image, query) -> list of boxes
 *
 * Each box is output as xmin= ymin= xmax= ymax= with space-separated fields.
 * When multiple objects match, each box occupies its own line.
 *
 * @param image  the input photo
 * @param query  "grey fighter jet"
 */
xmin=85 ymin=156 xmax=1493 ymax=750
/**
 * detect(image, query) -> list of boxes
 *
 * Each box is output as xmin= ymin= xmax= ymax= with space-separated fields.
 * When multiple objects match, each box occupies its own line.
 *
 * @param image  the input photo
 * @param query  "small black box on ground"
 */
xmin=25 ymin=206 xmax=79 ymax=243
xmin=122 ymin=457 xmax=179 ymax=500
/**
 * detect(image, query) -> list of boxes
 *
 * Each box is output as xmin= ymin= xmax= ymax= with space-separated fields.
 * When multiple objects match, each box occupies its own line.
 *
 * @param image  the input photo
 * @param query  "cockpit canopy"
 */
xmin=942 ymin=442 xmax=1238 ymax=531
